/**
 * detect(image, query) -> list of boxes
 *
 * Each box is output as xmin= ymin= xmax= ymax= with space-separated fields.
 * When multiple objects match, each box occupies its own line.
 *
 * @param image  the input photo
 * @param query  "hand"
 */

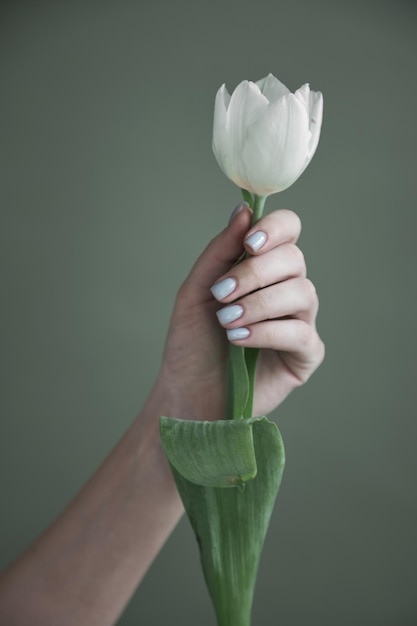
xmin=157 ymin=204 xmax=324 ymax=420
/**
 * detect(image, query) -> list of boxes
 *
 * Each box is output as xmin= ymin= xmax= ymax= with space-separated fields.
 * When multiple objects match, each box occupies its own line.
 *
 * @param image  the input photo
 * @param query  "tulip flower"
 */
xmin=212 ymin=73 xmax=323 ymax=197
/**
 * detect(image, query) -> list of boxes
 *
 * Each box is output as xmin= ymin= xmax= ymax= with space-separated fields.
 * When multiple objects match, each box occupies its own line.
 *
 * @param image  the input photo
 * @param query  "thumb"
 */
xmin=181 ymin=204 xmax=252 ymax=305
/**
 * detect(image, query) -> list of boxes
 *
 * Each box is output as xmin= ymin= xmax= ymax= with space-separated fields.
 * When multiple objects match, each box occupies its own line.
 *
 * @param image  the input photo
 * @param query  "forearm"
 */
xmin=0 ymin=380 xmax=183 ymax=626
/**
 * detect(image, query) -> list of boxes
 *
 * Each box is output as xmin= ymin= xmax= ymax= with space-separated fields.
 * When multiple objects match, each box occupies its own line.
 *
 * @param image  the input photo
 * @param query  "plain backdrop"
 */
xmin=1 ymin=1 xmax=416 ymax=624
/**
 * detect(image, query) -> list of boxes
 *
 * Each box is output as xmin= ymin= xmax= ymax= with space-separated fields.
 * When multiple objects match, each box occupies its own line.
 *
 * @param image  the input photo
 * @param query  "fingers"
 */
xmin=215 ymin=277 xmax=320 ymax=360
xmin=182 ymin=207 xmax=301 ymax=308
xmin=216 ymin=278 xmax=319 ymax=327
xmin=210 ymin=207 xmax=324 ymax=384
xmin=224 ymin=317 xmax=325 ymax=386
xmin=226 ymin=319 xmax=321 ymax=358
xmin=243 ymin=209 xmax=301 ymax=254
xmin=210 ymin=209 xmax=304 ymax=302
xmin=210 ymin=243 xmax=306 ymax=302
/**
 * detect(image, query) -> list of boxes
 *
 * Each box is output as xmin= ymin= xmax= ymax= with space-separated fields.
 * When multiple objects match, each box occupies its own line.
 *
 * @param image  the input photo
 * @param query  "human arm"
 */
xmin=0 ymin=204 xmax=324 ymax=625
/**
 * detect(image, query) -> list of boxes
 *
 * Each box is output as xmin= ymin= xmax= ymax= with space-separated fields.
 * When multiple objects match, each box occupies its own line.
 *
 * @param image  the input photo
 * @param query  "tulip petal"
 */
xmin=212 ymin=86 xmax=229 ymax=145
xmin=293 ymin=82 xmax=310 ymax=110
xmin=293 ymin=83 xmax=323 ymax=162
xmin=212 ymin=85 xmax=234 ymax=182
xmin=256 ymin=73 xmax=290 ymax=103
xmin=227 ymin=80 xmax=269 ymax=128
xmin=308 ymin=90 xmax=323 ymax=159
xmin=240 ymin=93 xmax=310 ymax=194
xmin=224 ymin=81 xmax=269 ymax=189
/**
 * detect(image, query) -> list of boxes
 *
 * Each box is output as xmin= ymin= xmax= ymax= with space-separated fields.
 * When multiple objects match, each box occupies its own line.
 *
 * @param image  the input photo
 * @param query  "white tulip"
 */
xmin=212 ymin=73 xmax=323 ymax=197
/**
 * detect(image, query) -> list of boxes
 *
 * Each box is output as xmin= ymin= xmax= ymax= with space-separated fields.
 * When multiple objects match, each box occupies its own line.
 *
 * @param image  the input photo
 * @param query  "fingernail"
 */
xmin=216 ymin=304 xmax=243 ymax=326
xmin=210 ymin=277 xmax=237 ymax=301
xmin=227 ymin=327 xmax=250 ymax=341
xmin=228 ymin=203 xmax=247 ymax=226
xmin=244 ymin=231 xmax=267 ymax=252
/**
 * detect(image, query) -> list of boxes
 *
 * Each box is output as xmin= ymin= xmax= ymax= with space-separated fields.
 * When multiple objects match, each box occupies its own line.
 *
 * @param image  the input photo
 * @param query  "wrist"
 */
xmin=154 ymin=368 xmax=225 ymax=421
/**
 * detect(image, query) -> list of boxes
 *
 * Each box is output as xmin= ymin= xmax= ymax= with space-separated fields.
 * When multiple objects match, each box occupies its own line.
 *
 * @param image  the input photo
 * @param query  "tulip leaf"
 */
xmin=160 ymin=415 xmax=285 ymax=626
xmin=159 ymin=417 xmax=257 ymax=487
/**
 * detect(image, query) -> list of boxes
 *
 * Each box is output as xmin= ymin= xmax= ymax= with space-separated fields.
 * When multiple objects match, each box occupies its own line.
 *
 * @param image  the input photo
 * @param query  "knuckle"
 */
xmin=298 ymin=323 xmax=315 ymax=349
xmin=256 ymin=287 xmax=272 ymax=316
xmin=246 ymin=257 xmax=265 ymax=287
xmin=266 ymin=321 xmax=281 ymax=345
xmin=317 ymin=338 xmax=326 ymax=364
xmin=280 ymin=209 xmax=302 ymax=237
xmin=290 ymin=210 xmax=302 ymax=234
xmin=303 ymin=278 xmax=319 ymax=308
xmin=292 ymin=332 xmax=325 ymax=385
xmin=286 ymin=244 xmax=306 ymax=273
xmin=306 ymin=336 xmax=326 ymax=377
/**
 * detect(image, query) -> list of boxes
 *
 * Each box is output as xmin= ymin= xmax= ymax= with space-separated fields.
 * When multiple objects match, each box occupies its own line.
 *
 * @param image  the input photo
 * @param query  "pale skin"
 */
xmin=0 ymin=204 xmax=324 ymax=625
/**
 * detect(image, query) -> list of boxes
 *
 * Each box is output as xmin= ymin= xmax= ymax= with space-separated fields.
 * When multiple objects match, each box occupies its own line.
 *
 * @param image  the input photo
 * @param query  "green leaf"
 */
xmin=160 ymin=416 xmax=285 ymax=626
xmin=160 ymin=417 xmax=257 ymax=487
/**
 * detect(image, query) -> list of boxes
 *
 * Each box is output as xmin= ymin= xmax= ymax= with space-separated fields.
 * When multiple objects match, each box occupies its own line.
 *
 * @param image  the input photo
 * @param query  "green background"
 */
xmin=1 ymin=1 xmax=416 ymax=624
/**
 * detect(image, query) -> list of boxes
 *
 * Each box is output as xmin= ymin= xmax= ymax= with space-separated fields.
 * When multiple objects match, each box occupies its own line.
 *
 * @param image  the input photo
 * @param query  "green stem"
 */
xmin=243 ymin=194 xmax=266 ymax=419
xmin=226 ymin=194 xmax=267 ymax=420
xmin=252 ymin=194 xmax=267 ymax=225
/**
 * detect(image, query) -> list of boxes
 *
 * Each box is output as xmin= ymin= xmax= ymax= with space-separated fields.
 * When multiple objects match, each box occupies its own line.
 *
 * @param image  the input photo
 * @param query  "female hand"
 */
xmin=158 ymin=204 xmax=324 ymax=420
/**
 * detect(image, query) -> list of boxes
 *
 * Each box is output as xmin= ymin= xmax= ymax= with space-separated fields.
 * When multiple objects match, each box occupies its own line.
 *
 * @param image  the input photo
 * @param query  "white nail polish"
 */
xmin=245 ymin=231 xmax=267 ymax=252
xmin=210 ymin=277 xmax=237 ymax=301
xmin=216 ymin=304 xmax=243 ymax=326
xmin=227 ymin=327 xmax=250 ymax=341
xmin=228 ymin=203 xmax=247 ymax=225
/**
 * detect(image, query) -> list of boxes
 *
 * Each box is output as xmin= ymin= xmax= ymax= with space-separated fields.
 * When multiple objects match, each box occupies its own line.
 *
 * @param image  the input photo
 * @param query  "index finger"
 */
xmin=243 ymin=209 xmax=301 ymax=255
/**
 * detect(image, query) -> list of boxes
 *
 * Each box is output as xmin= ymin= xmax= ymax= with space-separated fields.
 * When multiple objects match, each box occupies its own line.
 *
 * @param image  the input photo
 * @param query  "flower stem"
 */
xmin=226 ymin=194 xmax=267 ymax=420
xmin=243 ymin=195 xmax=266 ymax=418
xmin=252 ymin=194 xmax=267 ymax=225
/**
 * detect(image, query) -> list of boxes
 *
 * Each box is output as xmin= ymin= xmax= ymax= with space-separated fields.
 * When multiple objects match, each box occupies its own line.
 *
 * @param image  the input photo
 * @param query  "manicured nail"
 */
xmin=227 ymin=327 xmax=250 ymax=341
xmin=228 ymin=203 xmax=247 ymax=225
xmin=245 ymin=231 xmax=267 ymax=252
xmin=216 ymin=304 xmax=243 ymax=326
xmin=210 ymin=277 xmax=237 ymax=301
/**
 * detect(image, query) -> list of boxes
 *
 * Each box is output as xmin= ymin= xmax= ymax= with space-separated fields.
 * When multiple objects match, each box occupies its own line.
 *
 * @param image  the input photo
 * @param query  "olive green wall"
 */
xmin=1 ymin=1 xmax=416 ymax=624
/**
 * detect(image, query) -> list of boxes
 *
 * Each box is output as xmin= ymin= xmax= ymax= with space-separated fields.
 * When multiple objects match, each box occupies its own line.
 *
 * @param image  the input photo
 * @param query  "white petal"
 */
xmin=293 ymin=83 xmax=310 ymax=110
xmin=256 ymin=73 xmax=290 ymax=103
xmin=225 ymin=81 xmax=269 ymax=188
xmin=227 ymin=80 xmax=269 ymax=128
xmin=307 ymin=90 xmax=323 ymax=159
xmin=212 ymin=85 xmax=233 ymax=180
xmin=240 ymin=93 xmax=310 ymax=194
xmin=213 ymin=84 xmax=229 ymax=128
